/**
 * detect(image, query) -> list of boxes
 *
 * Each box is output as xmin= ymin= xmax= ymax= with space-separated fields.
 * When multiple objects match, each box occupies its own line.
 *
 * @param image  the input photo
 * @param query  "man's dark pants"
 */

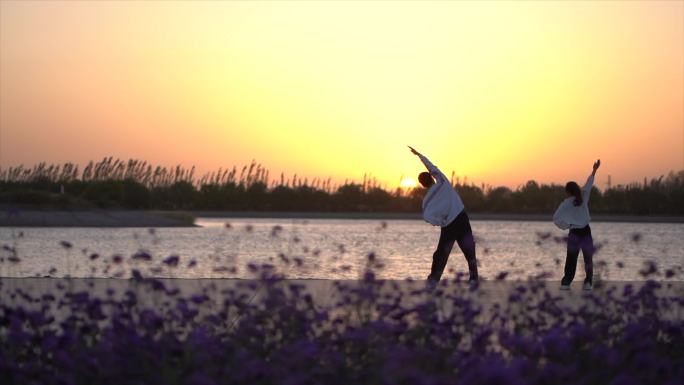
xmin=427 ymin=211 xmax=478 ymax=283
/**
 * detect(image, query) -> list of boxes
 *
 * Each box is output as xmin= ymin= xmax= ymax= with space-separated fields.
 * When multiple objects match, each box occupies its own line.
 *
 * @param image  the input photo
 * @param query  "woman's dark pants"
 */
xmin=427 ymin=211 xmax=478 ymax=283
xmin=561 ymin=225 xmax=594 ymax=285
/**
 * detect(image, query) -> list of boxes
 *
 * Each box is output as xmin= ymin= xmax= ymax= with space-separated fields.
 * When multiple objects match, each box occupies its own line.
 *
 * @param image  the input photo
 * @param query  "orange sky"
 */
xmin=1 ymin=0 xmax=682 ymax=189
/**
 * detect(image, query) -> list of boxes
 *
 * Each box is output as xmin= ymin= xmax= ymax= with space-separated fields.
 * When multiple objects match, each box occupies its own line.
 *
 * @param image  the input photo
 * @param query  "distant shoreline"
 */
xmin=1 ymin=210 xmax=682 ymax=227
xmin=194 ymin=211 xmax=684 ymax=224
xmin=0 ymin=210 xmax=196 ymax=227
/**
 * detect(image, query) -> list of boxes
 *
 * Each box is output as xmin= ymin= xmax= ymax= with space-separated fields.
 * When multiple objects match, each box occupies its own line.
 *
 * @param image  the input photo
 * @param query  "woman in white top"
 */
xmin=409 ymin=146 xmax=478 ymax=285
xmin=553 ymin=159 xmax=601 ymax=291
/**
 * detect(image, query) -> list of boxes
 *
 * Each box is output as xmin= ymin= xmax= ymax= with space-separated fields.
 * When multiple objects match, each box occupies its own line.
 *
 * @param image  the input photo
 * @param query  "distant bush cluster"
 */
xmin=1 ymin=158 xmax=683 ymax=214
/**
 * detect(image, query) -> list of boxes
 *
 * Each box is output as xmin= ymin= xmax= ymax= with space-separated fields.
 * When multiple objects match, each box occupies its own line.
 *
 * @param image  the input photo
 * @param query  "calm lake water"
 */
xmin=1 ymin=218 xmax=682 ymax=281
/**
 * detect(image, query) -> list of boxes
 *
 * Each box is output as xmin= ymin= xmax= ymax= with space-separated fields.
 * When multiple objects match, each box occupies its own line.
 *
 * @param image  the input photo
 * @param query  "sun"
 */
xmin=399 ymin=177 xmax=418 ymax=188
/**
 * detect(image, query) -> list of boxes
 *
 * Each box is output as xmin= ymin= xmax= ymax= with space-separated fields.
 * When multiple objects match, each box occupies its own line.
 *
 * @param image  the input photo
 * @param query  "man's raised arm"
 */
xmin=408 ymin=146 xmax=448 ymax=183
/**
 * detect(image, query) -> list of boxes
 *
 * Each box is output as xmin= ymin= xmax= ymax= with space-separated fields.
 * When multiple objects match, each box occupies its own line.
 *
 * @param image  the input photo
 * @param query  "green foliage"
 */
xmin=156 ymin=211 xmax=195 ymax=225
xmin=83 ymin=180 xmax=124 ymax=207
xmin=122 ymin=179 xmax=151 ymax=209
xmin=1 ymin=159 xmax=683 ymax=215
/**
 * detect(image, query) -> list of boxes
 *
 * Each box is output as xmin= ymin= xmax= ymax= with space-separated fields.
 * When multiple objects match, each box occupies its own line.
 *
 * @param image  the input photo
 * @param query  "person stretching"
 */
xmin=409 ymin=146 xmax=479 ymax=286
xmin=553 ymin=159 xmax=601 ymax=291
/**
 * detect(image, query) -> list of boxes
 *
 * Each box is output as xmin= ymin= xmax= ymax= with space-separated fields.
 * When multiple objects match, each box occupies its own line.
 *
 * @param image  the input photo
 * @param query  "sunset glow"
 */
xmin=1 ymin=0 xmax=682 ymax=188
xmin=400 ymin=178 xmax=418 ymax=189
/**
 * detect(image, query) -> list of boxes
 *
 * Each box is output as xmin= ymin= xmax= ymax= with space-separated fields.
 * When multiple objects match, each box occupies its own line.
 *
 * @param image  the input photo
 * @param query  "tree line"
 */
xmin=1 ymin=158 xmax=682 ymax=215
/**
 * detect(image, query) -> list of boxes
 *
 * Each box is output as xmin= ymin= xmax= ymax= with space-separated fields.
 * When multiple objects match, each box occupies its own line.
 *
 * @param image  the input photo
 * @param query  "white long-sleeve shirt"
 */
xmin=419 ymin=154 xmax=465 ymax=227
xmin=553 ymin=174 xmax=595 ymax=230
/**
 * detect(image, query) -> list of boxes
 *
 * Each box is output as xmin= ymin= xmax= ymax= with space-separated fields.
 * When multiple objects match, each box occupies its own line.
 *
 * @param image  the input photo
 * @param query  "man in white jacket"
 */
xmin=409 ymin=146 xmax=479 ymax=285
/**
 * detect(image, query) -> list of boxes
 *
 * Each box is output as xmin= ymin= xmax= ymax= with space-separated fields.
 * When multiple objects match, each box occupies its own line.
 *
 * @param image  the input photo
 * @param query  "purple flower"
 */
xmin=190 ymin=294 xmax=208 ymax=304
xmin=639 ymin=261 xmax=658 ymax=277
xmin=187 ymin=372 xmax=217 ymax=385
xmin=163 ymin=255 xmax=180 ymax=267
xmin=270 ymin=225 xmax=283 ymax=237
xmin=536 ymin=231 xmax=552 ymax=240
xmin=131 ymin=269 xmax=144 ymax=280
xmin=131 ymin=251 xmax=152 ymax=261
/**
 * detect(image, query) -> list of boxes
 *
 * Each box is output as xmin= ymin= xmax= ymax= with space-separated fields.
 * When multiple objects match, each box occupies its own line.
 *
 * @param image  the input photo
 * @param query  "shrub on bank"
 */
xmin=2 ymin=159 xmax=684 ymax=214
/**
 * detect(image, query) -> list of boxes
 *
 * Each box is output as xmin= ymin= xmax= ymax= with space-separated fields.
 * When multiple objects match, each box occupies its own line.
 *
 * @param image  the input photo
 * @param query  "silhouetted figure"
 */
xmin=409 ymin=146 xmax=478 ymax=286
xmin=553 ymin=159 xmax=601 ymax=291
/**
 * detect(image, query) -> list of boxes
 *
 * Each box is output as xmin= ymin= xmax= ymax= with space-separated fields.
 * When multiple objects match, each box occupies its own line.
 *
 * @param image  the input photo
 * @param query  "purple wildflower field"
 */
xmin=1 ymin=225 xmax=682 ymax=385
